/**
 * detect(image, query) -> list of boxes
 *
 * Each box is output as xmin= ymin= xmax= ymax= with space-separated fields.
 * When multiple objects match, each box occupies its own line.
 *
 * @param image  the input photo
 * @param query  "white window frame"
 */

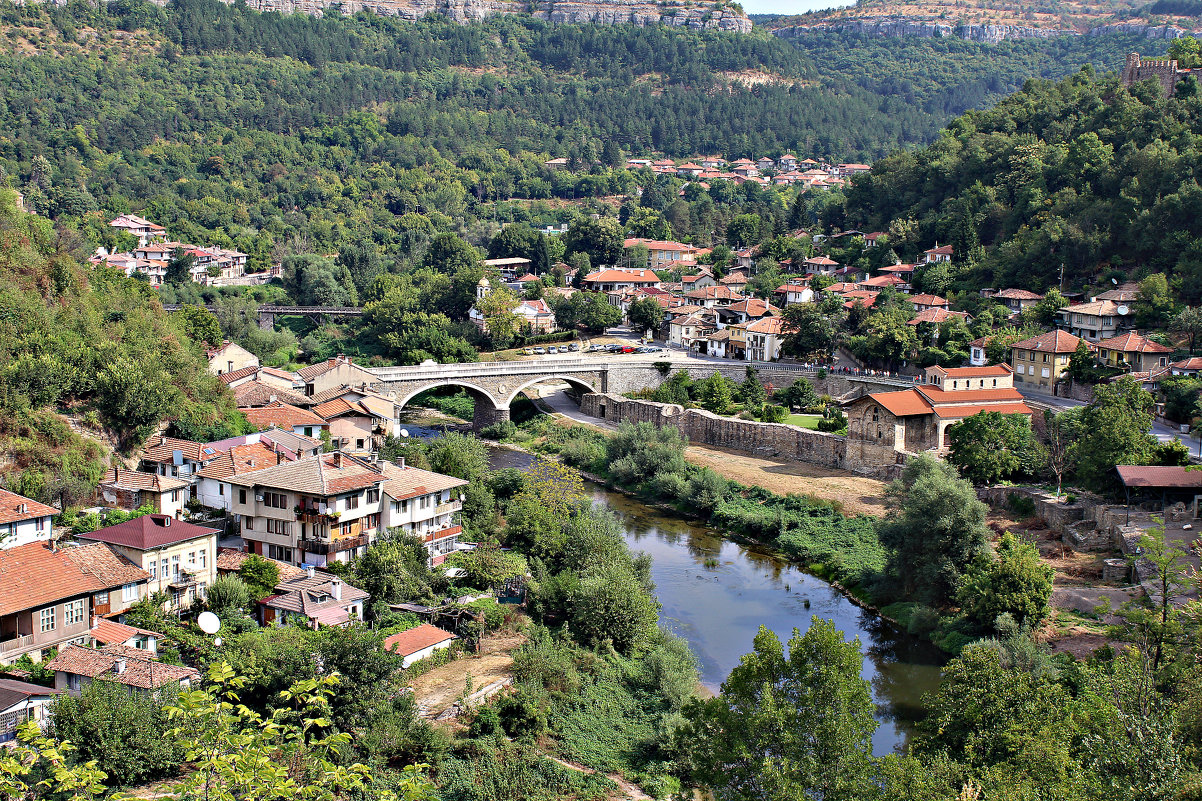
xmin=40 ymin=607 xmax=55 ymax=633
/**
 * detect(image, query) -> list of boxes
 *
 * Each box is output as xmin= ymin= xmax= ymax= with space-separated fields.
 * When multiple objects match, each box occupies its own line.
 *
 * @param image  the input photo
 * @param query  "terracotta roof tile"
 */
xmin=865 ymin=390 xmax=932 ymax=417
xmin=383 ymin=624 xmax=457 ymax=657
xmin=90 ymin=619 xmax=160 ymax=646
xmin=240 ymin=401 xmax=326 ymax=432
xmin=934 ymin=402 xmax=1033 ymax=419
xmin=196 ymin=443 xmax=286 ymax=481
xmin=234 ymin=381 xmax=307 ymax=408
xmin=993 ymin=288 xmax=1044 ymax=301
xmin=225 ymin=453 xmax=383 ymax=496
xmin=140 ymin=435 xmax=207 ymax=464
xmin=216 ymin=547 xmax=306 ymax=581
xmin=1011 ymin=330 xmax=1085 ymax=354
xmin=77 ymin=514 xmax=217 ymax=551
xmin=0 ymin=489 xmax=58 ymax=525
xmin=1097 ymin=332 xmax=1173 ymax=354
xmin=909 ymin=294 xmax=949 ymax=307
xmin=99 ymin=468 xmax=189 ymax=494
xmin=0 ymin=542 xmax=148 ymax=617
xmin=45 ymin=644 xmax=198 ymax=690
xmin=218 ymin=365 xmax=259 ymax=385
xmin=380 ymin=461 xmax=467 ymax=502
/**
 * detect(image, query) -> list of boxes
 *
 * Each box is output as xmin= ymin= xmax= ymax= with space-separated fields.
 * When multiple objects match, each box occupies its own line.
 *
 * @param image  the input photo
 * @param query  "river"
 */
xmin=484 ymin=445 xmax=946 ymax=755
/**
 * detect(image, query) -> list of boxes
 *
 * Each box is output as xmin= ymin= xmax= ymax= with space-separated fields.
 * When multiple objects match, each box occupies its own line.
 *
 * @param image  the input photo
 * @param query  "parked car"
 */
xmin=548 ymin=346 xmax=559 ymax=354
xmin=522 ymin=348 xmax=534 ymax=355
xmin=605 ymin=344 xmax=623 ymax=352
xmin=567 ymin=343 xmax=579 ymax=352
xmin=533 ymin=347 xmax=546 ymax=355
xmin=621 ymin=345 xmax=636 ymax=354
xmin=644 ymin=346 xmax=662 ymax=353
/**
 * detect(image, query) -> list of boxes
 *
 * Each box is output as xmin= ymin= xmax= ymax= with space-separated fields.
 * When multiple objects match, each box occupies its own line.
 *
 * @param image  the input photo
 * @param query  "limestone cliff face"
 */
xmin=772 ymin=17 xmax=1202 ymax=44
xmin=772 ymin=18 xmax=1072 ymax=44
xmin=233 ymin=0 xmax=752 ymax=32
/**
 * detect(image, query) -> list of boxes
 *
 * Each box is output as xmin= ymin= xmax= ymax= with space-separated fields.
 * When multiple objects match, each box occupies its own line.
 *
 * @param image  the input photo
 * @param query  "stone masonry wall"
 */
xmin=580 ymin=392 xmax=905 ymax=473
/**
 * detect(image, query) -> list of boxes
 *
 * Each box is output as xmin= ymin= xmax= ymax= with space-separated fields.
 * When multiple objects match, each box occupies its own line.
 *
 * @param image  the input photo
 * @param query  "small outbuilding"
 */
xmin=383 ymin=623 xmax=458 ymax=668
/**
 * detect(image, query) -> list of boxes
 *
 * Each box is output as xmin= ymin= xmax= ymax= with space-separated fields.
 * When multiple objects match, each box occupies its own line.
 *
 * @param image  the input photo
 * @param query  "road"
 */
xmin=1017 ymin=387 xmax=1201 ymax=454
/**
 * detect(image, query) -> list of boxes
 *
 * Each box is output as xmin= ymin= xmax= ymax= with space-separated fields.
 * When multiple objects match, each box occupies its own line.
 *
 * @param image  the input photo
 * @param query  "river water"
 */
xmin=484 ymin=445 xmax=946 ymax=755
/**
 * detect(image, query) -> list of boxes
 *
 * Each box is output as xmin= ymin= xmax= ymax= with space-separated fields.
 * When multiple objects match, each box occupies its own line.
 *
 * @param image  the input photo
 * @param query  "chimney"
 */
xmin=331 ymin=578 xmax=342 ymax=601
xmin=164 ymin=517 xmax=171 ymax=527
xmin=306 ymin=566 xmax=316 ymax=579
xmin=269 ymin=394 xmax=277 ymax=403
xmin=398 ymin=457 xmax=405 ymax=469
xmin=115 ymin=658 xmax=127 ymax=675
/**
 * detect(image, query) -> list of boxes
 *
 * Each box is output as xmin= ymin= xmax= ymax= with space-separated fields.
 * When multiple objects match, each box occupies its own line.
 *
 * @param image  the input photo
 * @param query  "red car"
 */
xmin=621 ymin=345 xmax=636 ymax=353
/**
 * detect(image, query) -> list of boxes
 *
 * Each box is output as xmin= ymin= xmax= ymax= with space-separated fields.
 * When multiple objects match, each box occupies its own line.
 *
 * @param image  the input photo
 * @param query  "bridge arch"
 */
xmin=503 ymin=374 xmax=599 ymax=408
xmin=388 ymin=379 xmax=510 ymax=432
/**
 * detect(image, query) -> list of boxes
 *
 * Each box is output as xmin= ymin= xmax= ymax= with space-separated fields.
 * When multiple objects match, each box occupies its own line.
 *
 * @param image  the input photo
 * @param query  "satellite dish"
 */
xmin=400 ymin=429 xmax=410 ymax=438
xmin=1111 ymin=278 xmax=1119 ymax=285
xmin=1117 ymin=305 xmax=1130 ymax=316
xmin=197 ymin=611 xmax=221 ymax=635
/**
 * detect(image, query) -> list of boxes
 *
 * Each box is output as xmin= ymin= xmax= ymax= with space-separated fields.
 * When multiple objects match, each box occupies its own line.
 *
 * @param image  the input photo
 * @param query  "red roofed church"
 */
xmin=845 ymin=365 xmax=1031 ymax=457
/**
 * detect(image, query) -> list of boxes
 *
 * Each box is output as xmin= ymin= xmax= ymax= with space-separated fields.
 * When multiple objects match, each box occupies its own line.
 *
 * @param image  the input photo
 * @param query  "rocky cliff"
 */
xmin=232 ymin=0 xmax=752 ymax=31
xmin=772 ymin=18 xmax=1073 ymax=44
xmin=772 ymin=16 xmax=1202 ymax=44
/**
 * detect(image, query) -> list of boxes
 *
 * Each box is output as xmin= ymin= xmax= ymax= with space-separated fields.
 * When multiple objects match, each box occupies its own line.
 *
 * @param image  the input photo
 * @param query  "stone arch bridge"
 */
xmin=367 ymin=359 xmax=912 ymax=430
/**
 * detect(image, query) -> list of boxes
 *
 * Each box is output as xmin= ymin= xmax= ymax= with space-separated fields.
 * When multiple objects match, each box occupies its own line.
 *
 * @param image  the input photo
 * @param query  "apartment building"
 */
xmin=0 ymin=489 xmax=58 ymax=550
xmin=379 ymin=461 xmax=468 ymax=566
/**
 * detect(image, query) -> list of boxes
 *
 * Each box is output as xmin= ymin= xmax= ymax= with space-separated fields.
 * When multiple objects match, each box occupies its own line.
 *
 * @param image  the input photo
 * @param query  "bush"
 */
xmin=1005 ymin=492 xmax=1036 ymax=518
xmin=560 ymin=438 xmax=606 ymax=471
xmin=480 ymin=420 xmax=517 ymax=440
xmin=816 ymin=408 xmax=848 ymax=433
xmin=206 ymin=574 xmax=251 ymax=614
xmin=649 ymin=470 xmax=689 ymax=501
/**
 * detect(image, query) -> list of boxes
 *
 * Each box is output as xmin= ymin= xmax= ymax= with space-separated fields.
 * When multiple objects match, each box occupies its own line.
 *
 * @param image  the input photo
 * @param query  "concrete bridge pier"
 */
xmin=472 ymin=404 xmax=511 ymax=432
xmin=258 ymin=311 xmax=275 ymax=330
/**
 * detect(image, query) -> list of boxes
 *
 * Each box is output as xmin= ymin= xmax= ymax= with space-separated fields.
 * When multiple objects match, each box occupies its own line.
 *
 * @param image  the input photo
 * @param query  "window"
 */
xmin=161 ymin=557 xmax=169 ymax=577
xmin=267 ymin=545 xmax=293 ymax=563
xmin=171 ymin=490 xmax=180 ymax=502
xmin=1016 ymin=364 xmax=1025 ymax=375
xmin=36 ymin=516 xmax=46 ymax=532
xmin=1042 ymin=354 xmax=1049 ymax=363
xmin=399 ymin=499 xmax=409 ymax=512
xmin=366 ymin=488 xmax=380 ymax=504
xmin=304 ymin=427 xmax=314 ymax=437
xmin=356 ymin=439 xmax=365 ymax=450
xmin=1041 ymin=368 xmax=1051 ymax=379
xmin=266 ymin=518 xmax=289 ymax=535
xmin=64 ymin=600 xmax=84 ymax=626
xmin=346 ymin=494 xmax=359 ymax=510
xmin=95 ymin=591 xmax=109 ymax=605
xmin=149 ymin=560 xmax=157 ymax=579
xmin=187 ymin=551 xmax=196 ymax=567
xmin=219 ymin=484 xmax=225 ymax=496
xmin=239 ymin=489 xmax=247 ymax=505
xmin=171 ymin=555 xmax=180 ymax=577
xmin=264 ymin=492 xmax=287 ymax=509
xmin=198 ymin=549 xmax=206 ymax=569
xmin=40 ymin=608 xmax=55 ymax=633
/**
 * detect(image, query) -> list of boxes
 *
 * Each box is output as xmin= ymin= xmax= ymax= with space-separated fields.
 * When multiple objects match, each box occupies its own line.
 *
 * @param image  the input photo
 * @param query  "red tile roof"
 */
xmin=0 ymin=489 xmax=58 ymax=525
xmin=929 ymin=364 xmax=1013 ymax=378
xmin=240 ymin=401 xmax=326 ymax=432
xmin=866 ymin=390 xmax=933 ymax=417
xmin=140 ymin=435 xmax=208 ymax=464
xmin=908 ymin=308 xmax=971 ymax=325
xmin=46 ymin=644 xmax=198 ymax=690
xmin=196 ymin=443 xmax=287 ymax=480
xmin=0 ymin=543 xmax=149 ymax=617
xmin=90 ymin=619 xmax=160 ymax=647
xmin=1097 ymin=332 xmax=1172 ymax=354
xmin=909 ymin=294 xmax=949 ymax=307
xmin=583 ymin=268 xmax=659 ymax=284
xmin=924 ymin=244 xmax=954 ymax=256
xmin=218 ymin=365 xmax=259 ymax=385
xmin=914 ymin=386 xmax=1026 ymax=405
xmin=383 ymin=624 xmax=457 ymax=657
xmin=99 ymin=468 xmax=189 ymax=494
xmin=1117 ymin=465 xmax=1202 ymax=489
xmin=77 ymin=514 xmax=218 ymax=551
xmin=1011 ymin=330 xmax=1085 ymax=354
xmin=993 ymin=288 xmax=1044 ymax=301
xmin=1172 ymin=357 xmax=1202 ymax=371
xmin=933 ymin=402 xmax=1033 ymax=419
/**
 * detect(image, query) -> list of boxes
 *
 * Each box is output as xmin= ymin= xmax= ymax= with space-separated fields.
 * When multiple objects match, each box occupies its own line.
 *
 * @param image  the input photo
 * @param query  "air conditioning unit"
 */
xmin=255 ymin=494 xmax=265 ymax=502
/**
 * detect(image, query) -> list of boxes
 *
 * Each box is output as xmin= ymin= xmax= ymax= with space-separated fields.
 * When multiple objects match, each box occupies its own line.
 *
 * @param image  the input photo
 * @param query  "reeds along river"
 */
xmin=486 ymin=445 xmax=946 ymax=755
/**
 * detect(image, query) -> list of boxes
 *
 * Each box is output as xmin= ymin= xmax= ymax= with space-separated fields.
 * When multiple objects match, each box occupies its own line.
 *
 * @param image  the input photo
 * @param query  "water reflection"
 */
xmin=487 ymin=445 xmax=945 ymax=755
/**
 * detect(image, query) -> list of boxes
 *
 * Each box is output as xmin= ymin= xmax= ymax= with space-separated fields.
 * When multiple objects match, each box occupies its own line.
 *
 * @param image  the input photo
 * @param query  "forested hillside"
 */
xmin=0 ymin=0 xmax=1160 ymax=267
xmin=0 ymin=189 xmax=244 ymax=505
xmin=841 ymin=68 xmax=1202 ymax=298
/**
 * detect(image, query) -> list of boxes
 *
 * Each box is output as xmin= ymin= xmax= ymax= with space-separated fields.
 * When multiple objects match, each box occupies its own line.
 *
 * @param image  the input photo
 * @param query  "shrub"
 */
xmin=816 ymin=408 xmax=848 ymax=433
xmin=649 ymin=470 xmax=689 ymax=501
xmin=1005 ymin=492 xmax=1036 ymax=518
xmin=480 ymin=420 xmax=517 ymax=440
xmin=560 ymin=438 xmax=606 ymax=471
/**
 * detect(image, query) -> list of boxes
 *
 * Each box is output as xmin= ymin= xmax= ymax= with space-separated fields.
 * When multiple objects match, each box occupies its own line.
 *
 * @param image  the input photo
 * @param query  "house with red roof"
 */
xmin=207 ymin=340 xmax=259 ymax=377
xmin=622 ymin=239 xmax=697 ymax=269
xmin=240 ymin=401 xmax=329 ymax=439
xmin=0 ymin=489 xmax=59 ymax=551
xmin=297 ymin=354 xmax=376 ymax=398
xmin=194 ymin=441 xmax=291 ymax=511
xmin=46 ymin=644 xmax=199 ymax=696
xmin=383 ymin=623 xmax=458 ymax=668
xmin=0 ymin=541 xmax=150 ymax=664
xmin=97 ymin=467 xmax=190 ymax=519
xmin=774 ymin=278 xmax=814 ymax=307
xmin=76 ymin=514 xmax=220 ymax=609
xmin=920 ymin=243 xmax=954 ymax=264
xmin=802 ymin=255 xmax=840 ymax=276
xmin=226 ymin=452 xmax=387 ymax=568
xmin=1096 ymin=332 xmax=1173 ymax=373
xmin=845 ymin=365 xmax=1031 ymax=455
xmin=582 ymin=267 xmax=661 ymax=292
xmin=1009 ymin=330 xmax=1088 ymax=390
xmin=909 ymin=294 xmax=949 ymax=313
xmin=379 ymin=461 xmax=468 ymax=566
xmin=992 ymin=288 xmax=1044 ymax=314
xmin=859 ymin=274 xmax=910 ymax=293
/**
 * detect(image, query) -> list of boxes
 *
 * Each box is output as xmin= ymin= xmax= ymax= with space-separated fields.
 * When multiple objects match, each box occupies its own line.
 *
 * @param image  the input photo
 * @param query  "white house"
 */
xmin=380 ymin=461 xmax=468 ymax=566
xmin=0 ymin=490 xmax=59 ymax=550
xmin=383 ymin=623 xmax=458 ymax=668
xmin=0 ymin=677 xmax=61 ymax=744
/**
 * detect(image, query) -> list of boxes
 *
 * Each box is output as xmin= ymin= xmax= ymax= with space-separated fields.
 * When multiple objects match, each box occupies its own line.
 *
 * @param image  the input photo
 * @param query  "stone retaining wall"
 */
xmin=977 ymin=485 xmax=1099 ymax=535
xmin=580 ymin=392 xmax=905 ymax=473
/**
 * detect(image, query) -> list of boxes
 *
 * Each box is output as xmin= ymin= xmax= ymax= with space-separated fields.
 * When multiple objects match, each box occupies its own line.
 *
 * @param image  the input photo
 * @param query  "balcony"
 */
xmin=299 ymin=534 xmax=371 ymax=555
xmin=435 ymin=501 xmax=461 ymax=515
xmin=0 ymin=634 xmax=34 ymax=654
xmin=422 ymin=524 xmax=461 ymax=544
xmin=169 ymin=570 xmax=202 ymax=589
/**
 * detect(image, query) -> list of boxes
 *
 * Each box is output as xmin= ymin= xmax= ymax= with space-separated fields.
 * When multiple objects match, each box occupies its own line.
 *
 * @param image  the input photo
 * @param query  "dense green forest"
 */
xmin=841 ymin=68 xmax=1202 ymax=298
xmin=0 ymin=0 xmax=1159 ymax=268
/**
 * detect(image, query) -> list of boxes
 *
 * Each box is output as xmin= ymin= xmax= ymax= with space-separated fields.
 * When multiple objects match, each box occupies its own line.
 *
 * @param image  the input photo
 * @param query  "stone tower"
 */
xmin=1122 ymin=52 xmax=1183 ymax=98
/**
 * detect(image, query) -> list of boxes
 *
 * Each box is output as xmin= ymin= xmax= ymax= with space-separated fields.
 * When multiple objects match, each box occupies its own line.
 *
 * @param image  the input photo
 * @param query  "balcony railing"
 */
xmin=422 ymin=524 xmax=461 ymax=544
xmin=435 ymin=501 xmax=461 ymax=515
xmin=0 ymin=634 xmax=34 ymax=653
xmin=300 ymin=534 xmax=371 ymax=555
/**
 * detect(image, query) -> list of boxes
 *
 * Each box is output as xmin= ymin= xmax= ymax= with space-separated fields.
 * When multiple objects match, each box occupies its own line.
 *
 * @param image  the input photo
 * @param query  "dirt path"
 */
xmin=406 ymin=631 xmax=526 ymax=718
xmin=683 ymin=445 xmax=888 ymax=517
xmin=545 ymin=755 xmax=653 ymax=801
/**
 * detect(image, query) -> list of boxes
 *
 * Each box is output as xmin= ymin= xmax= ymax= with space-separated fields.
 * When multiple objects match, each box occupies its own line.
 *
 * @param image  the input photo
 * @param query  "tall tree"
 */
xmin=1071 ymin=377 xmax=1157 ymax=491
xmin=678 ymin=620 xmax=877 ymax=801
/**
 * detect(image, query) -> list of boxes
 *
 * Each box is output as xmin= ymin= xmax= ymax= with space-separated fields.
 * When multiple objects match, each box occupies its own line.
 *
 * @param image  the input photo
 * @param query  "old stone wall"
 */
xmin=977 ymin=485 xmax=1098 ymax=535
xmin=580 ymin=392 xmax=905 ymax=473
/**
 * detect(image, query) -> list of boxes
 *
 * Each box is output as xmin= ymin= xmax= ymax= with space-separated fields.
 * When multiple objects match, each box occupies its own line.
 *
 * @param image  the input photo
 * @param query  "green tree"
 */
xmin=166 ymin=246 xmax=195 ymax=285
xmin=725 ymin=213 xmax=762 ymax=248
xmin=880 ymin=455 xmax=990 ymax=605
xmin=173 ymin=303 xmax=223 ymax=348
xmin=238 ymin=555 xmax=281 ymax=600
xmin=475 ymin=283 xmax=522 ymax=346
xmin=563 ymin=218 xmax=624 ymax=267
xmin=1134 ymin=272 xmax=1177 ymax=330
xmin=679 ymin=620 xmax=876 ymax=801
xmin=947 ymin=412 xmax=1041 ymax=485
xmin=1071 ymin=377 xmax=1157 ymax=491
xmin=861 ymin=305 xmax=918 ymax=367
xmin=774 ymin=378 xmax=820 ymax=411
xmin=49 ymin=680 xmax=183 ymax=787
xmin=1171 ymin=306 xmax=1202 ymax=354
xmin=696 ymin=372 xmax=734 ymax=414
xmin=626 ymin=296 xmax=663 ymax=337
xmin=957 ymin=531 xmax=1054 ymax=629
xmin=206 ymin=574 xmax=252 ymax=615
xmin=737 ymin=366 xmax=766 ymax=408
xmin=425 ymin=432 xmax=489 ymax=482
xmin=781 ymin=296 xmax=847 ymax=360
